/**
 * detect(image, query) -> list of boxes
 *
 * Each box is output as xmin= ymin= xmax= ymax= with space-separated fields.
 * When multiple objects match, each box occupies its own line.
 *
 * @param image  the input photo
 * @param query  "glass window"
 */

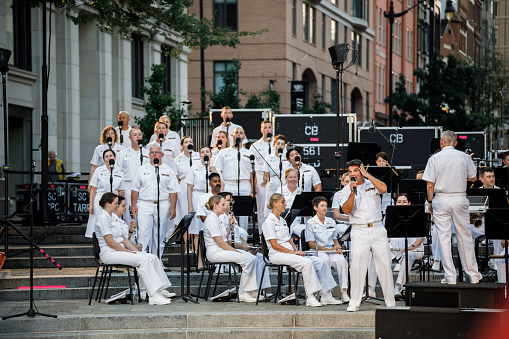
xmin=214 ymin=61 xmax=234 ymax=94
xmin=322 ymin=14 xmax=326 ymax=49
xmin=310 ymin=7 xmax=316 ymax=44
xmin=352 ymin=32 xmax=361 ymax=67
xmin=366 ymin=40 xmax=369 ymax=70
xmin=303 ymin=3 xmax=309 ymax=41
xmin=161 ymin=45 xmax=172 ymax=94
xmin=6 ymin=0 xmax=32 ymax=71
xmin=131 ymin=34 xmax=144 ymax=99
xmin=214 ymin=0 xmax=238 ymax=31
xmin=292 ymin=0 xmax=297 ymax=36
xmin=331 ymin=20 xmax=338 ymax=46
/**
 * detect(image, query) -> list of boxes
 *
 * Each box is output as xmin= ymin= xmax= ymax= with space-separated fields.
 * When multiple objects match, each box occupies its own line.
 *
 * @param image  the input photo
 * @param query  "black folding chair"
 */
xmin=88 ymin=233 xmax=141 ymax=305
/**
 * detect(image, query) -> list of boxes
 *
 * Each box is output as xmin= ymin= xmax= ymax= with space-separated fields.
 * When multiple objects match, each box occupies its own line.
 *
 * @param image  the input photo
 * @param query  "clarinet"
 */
xmin=129 ymin=206 xmax=138 ymax=244
xmin=229 ymin=203 xmax=235 ymax=249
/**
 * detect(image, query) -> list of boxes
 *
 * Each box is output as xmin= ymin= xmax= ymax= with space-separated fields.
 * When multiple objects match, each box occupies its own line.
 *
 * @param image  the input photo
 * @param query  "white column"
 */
xmin=111 ymin=33 xmax=132 ymax=117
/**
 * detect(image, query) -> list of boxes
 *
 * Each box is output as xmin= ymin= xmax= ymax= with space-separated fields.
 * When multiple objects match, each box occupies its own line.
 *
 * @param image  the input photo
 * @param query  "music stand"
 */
xmin=166 ymin=212 xmax=198 ymax=303
xmin=492 ymin=168 xmax=509 ymax=190
xmin=285 ymin=191 xmax=334 ymax=224
xmin=366 ymin=166 xmax=401 ymax=193
xmin=347 ymin=142 xmax=380 ymax=166
xmin=385 ymin=205 xmax=427 ymax=294
xmin=467 ymin=188 xmax=509 ymax=208
xmin=485 ymin=209 xmax=509 ymax=284
xmin=398 ymin=179 xmax=427 ymax=205
xmin=232 ymin=196 xmax=255 ymax=241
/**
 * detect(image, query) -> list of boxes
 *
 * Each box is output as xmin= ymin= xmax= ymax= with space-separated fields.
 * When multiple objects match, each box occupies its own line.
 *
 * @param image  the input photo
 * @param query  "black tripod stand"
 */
xmin=2 ymin=161 xmax=59 ymax=320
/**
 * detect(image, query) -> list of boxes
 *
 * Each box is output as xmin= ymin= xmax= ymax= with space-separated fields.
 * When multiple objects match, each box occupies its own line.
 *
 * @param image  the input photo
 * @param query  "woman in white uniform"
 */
xmin=261 ymin=135 xmax=290 ymax=218
xmin=174 ymin=136 xmax=201 ymax=224
xmin=276 ymin=168 xmax=303 ymax=237
xmin=112 ymin=196 xmax=138 ymax=244
xmin=95 ymin=193 xmax=173 ymax=305
xmin=211 ymin=130 xmax=230 ymax=167
xmin=88 ymin=126 xmax=124 ymax=189
xmin=85 ymin=149 xmax=125 ymax=238
xmin=262 ymin=193 xmax=338 ymax=307
xmin=203 ymin=195 xmax=259 ymax=302
xmin=287 ymin=149 xmax=322 ymax=192
xmin=306 ymin=196 xmax=350 ymax=302
xmin=186 ymin=146 xmax=213 ymax=248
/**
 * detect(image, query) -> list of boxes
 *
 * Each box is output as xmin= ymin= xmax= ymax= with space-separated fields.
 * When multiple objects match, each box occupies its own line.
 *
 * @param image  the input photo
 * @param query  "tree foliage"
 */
xmin=245 ymin=90 xmax=281 ymax=114
xmin=206 ymin=59 xmax=244 ymax=110
xmin=299 ymin=92 xmax=333 ymax=114
xmin=31 ymin=0 xmax=265 ymax=55
xmin=134 ymin=64 xmax=184 ymax=144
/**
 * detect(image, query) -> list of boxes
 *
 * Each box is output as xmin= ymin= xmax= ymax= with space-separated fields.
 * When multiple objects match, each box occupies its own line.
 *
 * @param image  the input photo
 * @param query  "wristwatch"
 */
xmin=427 ymin=199 xmax=432 ymax=203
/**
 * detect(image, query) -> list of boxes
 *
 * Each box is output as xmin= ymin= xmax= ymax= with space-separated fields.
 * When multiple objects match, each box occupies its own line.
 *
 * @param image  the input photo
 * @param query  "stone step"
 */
xmin=7 ymin=225 xmax=87 ymax=236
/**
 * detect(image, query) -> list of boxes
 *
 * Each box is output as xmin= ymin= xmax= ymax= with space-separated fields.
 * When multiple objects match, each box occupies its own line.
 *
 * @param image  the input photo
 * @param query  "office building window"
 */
xmin=352 ymin=0 xmax=363 ymax=19
xmin=321 ymin=74 xmax=326 ymax=99
xmin=382 ymin=66 xmax=386 ymax=102
xmin=352 ymin=32 xmax=362 ymax=67
xmin=310 ymin=7 xmax=316 ymax=44
xmin=382 ymin=11 xmax=386 ymax=46
xmin=214 ymin=61 xmax=234 ymax=94
xmin=131 ymin=34 xmax=144 ymax=99
xmin=213 ymin=0 xmax=238 ymax=31
xmin=366 ymin=92 xmax=370 ymax=121
xmin=292 ymin=0 xmax=297 ymax=36
xmin=303 ymin=3 xmax=309 ymax=41
xmin=331 ymin=20 xmax=338 ymax=46
xmin=292 ymin=62 xmax=297 ymax=81
xmin=322 ymin=13 xmax=326 ymax=49
xmin=161 ymin=45 xmax=172 ymax=94
xmin=366 ymin=40 xmax=369 ymax=70
xmin=6 ymin=0 xmax=31 ymax=71
xmin=303 ymin=4 xmax=316 ymax=44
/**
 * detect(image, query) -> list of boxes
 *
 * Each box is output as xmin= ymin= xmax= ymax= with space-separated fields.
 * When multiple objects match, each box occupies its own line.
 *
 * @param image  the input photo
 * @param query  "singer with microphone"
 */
xmin=131 ymin=145 xmax=180 ymax=258
xmin=211 ymin=131 xmax=229 ymax=166
xmin=148 ymin=115 xmax=181 ymax=144
xmin=210 ymin=106 xmax=247 ymax=147
xmin=114 ymin=111 xmax=132 ymax=149
xmin=174 ymin=137 xmax=201 ymax=225
xmin=85 ymin=149 xmax=125 ymax=238
xmin=287 ymin=149 xmax=322 ymax=192
xmin=337 ymin=159 xmax=395 ymax=312
xmin=116 ymin=127 xmax=150 ymax=226
xmin=88 ymin=126 xmax=123 ymax=191
xmin=146 ymin=121 xmax=181 ymax=172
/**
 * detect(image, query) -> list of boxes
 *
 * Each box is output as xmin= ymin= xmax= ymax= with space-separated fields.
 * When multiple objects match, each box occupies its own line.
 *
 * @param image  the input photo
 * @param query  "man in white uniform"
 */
xmin=338 ymin=159 xmax=395 ymax=312
xmin=114 ymin=111 xmax=132 ymax=149
xmin=249 ymin=120 xmax=273 ymax=229
xmin=210 ymin=106 xmax=247 ymax=147
xmin=146 ymin=121 xmax=181 ymax=172
xmin=196 ymin=173 xmax=223 ymax=222
xmin=116 ymin=127 xmax=150 ymax=225
xmin=149 ymin=115 xmax=180 ymax=144
xmin=131 ymin=145 xmax=180 ymax=259
xmin=422 ymin=130 xmax=482 ymax=285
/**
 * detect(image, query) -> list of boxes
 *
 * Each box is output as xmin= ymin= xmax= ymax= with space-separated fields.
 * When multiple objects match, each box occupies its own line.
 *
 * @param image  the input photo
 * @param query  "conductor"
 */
xmin=422 ymin=130 xmax=482 ymax=285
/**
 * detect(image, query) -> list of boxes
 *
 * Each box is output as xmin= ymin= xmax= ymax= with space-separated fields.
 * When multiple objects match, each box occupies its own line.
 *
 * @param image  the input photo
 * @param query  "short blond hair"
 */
xmin=285 ymin=168 xmax=298 ymax=179
xmin=205 ymin=195 xmax=224 ymax=211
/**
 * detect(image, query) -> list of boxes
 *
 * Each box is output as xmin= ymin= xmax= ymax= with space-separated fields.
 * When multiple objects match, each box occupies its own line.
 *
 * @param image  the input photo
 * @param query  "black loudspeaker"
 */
xmin=376 ymin=307 xmax=508 ymax=339
xmin=406 ymin=282 xmax=507 ymax=309
xmin=328 ymin=43 xmax=349 ymax=66
xmin=408 ymin=290 xmax=460 ymax=313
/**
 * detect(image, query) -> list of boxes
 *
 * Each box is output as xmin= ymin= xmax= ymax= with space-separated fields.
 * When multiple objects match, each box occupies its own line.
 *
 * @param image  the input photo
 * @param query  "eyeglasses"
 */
xmin=149 ymin=151 xmax=161 ymax=154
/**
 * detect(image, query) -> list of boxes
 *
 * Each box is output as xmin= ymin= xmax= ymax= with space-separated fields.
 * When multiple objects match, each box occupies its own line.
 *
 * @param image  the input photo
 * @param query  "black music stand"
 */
xmin=492 ymin=167 xmax=509 ymax=190
xmin=367 ymin=166 xmax=400 ymax=194
xmin=485 ymin=209 xmax=509 ymax=284
xmin=232 ymin=196 xmax=255 ymax=241
xmin=347 ymin=143 xmax=380 ymax=166
xmin=398 ymin=179 xmax=427 ymax=205
xmin=385 ymin=205 xmax=427 ymax=295
xmin=285 ymin=192 xmax=334 ymax=225
xmin=467 ymin=188 xmax=509 ymax=208
xmin=166 ymin=212 xmax=198 ymax=303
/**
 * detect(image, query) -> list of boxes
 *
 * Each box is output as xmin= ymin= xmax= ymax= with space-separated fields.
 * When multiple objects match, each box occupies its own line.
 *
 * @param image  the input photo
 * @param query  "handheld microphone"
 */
xmin=368 ymin=120 xmax=375 ymax=134
xmin=351 ymin=177 xmax=357 ymax=195
xmin=158 ymin=133 xmax=164 ymax=147
xmin=250 ymin=154 xmax=255 ymax=165
xmin=153 ymin=158 xmax=159 ymax=166
xmin=188 ymin=144 xmax=194 ymax=152
xmin=109 ymin=159 xmax=115 ymax=170
xmin=295 ymin=156 xmax=301 ymax=166
xmin=118 ymin=121 xmax=124 ymax=144
xmin=106 ymin=137 xmax=112 ymax=149
xmin=235 ymin=137 xmax=241 ymax=148
xmin=217 ymin=139 xmax=223 ymax=150
xmin=137 ymin=139 xmax=143 ymax=147
xmin=204 ymin=155 xmax=209 ymax=166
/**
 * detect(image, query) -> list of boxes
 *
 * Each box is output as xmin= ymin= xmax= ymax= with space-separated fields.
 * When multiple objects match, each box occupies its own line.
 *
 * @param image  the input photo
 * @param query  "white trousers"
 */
xmin=100 ymin=250 xmax=171 ymax=298
xmin=238 ymin=249 xmax=271 ymax=290
xmin=224 ymin=182 xmax=251 ymax=231
xmin=189 ymin=191 xmax=206 ymax=234
xmin=85 ymin=195 xmax=103 ymax=238
xmin=317 ymin=252 xmax=349 ymax=290
xmin=395 ymin=250 xmax=423 ymax=286
xmin=123 ymin=182 xmax=132 ymax=225
xmin=269 ymin=252 xmax=336 ymax=297
xmin=349 ymin=224 xmax=395 ymax=308
xmin=367 ymin=254 xmax=378 ymax=292
xmin=431 ymin=223 xmax=442 ymax=262
xmin=137 ymin=200 xmax=172 ymax=257
xmin=433 ymin=194 xmax=481 ymax=282
xmin=497 ymin=250 xmax=508 ymax=284
xmin=206 ymin=248 xmax=259 ymax=293
xmin=175 ymin=180 xmax=189 ymax=228
xmin=255 ymin=172 xmax=267 ymax=234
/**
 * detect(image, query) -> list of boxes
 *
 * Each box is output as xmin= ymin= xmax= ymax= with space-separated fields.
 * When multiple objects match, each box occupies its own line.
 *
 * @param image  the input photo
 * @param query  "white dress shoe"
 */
xmin=431 ymin=261 xmax=441 ymax=271
xmin=306 ymin=295 xmax=322 ymax=307
xmin=341 ymin=290 xmax=350 ymax=302
xmin=160 ymin=290 xmax=176 ymax=298
xmin=149 ymin=294 xmax=172 ymax=305
xmin=471 ymin=275 xmax=482 ymax=284
xmin=368 ymin=289 xmax=377 ymax=298
xmin=239 ymin=293 xmax=257 ymax=303
xmin=346 ymin=305 xmax=359 ymax=312
xmin=441 ymin=278 xmax=456 ymax=285
xmin=393 ymin=263 xmax=401 ymax=272
xmin=320 ymin=293 xmax=342 ymax=305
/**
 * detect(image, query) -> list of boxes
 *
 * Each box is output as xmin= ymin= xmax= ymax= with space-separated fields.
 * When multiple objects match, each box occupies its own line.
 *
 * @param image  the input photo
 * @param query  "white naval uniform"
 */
xmin=390 ymin=237 xmax=424 ymax=286
xmin=276 ymin=185 xmax=304 ymax=237
xmin=262 ymin=154 xmax=290 ymax=218
xmin=174 ymin=152 xmax=201 ymax=225
xmin=85 ymin=165 xmax=125 ymax=238
xmin=146 ymin=138 xmax=181 ymax=172
xmin=116 ymin=146 xmax=150 ymax=225
xmin=262 ymin=213 xmax=336 ymax=297
xmin=149 ymin=130 xmax=181 ymax=144
xmin=422 ymin=146 xmax=482 ymax=283
xmin=185 ymin=162 xmax=210 ymax=234
xmin=219 ymin=213 xmax=271 ymax=290
xmin=250 ymin=138 xmax=271 ymax=230
xmin=338 ymin=178 xmax=396 ymax=308
xmin=210 ymin=122 xmax=247 ymax=147
xmin=203 ymin=212 xmax=258 ymax=294
xmin=196 ymin=192 xmax=214 ymax=221
xmin=131 ymin=163 xmax=180 ymax=257
xmin=294 ymin=163 xmax=321 ymax=192
xmin=95 ymin=210 xmax=171 ymax=298
xmin=90 ymin=143 xmax=124 ymax=168
xmin=114 ymin=126 xmax=132 ymax=149
xmin=305 ymin=215 xmax=349 ymax=290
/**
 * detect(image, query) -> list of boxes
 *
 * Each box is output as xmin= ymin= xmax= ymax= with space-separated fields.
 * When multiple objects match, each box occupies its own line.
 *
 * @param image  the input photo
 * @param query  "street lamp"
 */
xmin=445 ymin=1 xmax=455 ymax=21
xmin=384 ymin=0 xmax=424 ymax=126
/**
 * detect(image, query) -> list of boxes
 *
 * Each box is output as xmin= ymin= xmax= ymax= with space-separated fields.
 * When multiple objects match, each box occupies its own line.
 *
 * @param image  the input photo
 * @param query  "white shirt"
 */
xmin=114 ymin=126 xmax=132 ymax=149
xmin=337 ymin=178 xmax=383 ymax=225
xmin=203 ymin=212 xmax=228 ymax=251
xmin=294 ymin=163 xmax=321 ymax=192
xmin=95 ymin=210 xmax=124 ymax=253
xmin=219 ymin=213 xmax=247 ymax=245
xmin=149 ymin=130 xmax=181 ymax=144
xmin=422 ymin=146 xmax=476 ymax=193
xmin=112 ymin=213 xmax=129 ymax=238
xmin=262 ymin=154 xmax=290 ymax=187
xmin=250 ymin=138 xmax=271 ymax=172
xmin=174 ymin=152 xmax=201 ymax=180
xmin=276 ymin=185 xmax=303 ymax=209
xmin=196 ymin=192 xmax=214 ymax=217
xmin=89 ymin=165 xmax=125 ymax=195
xmin=185 ymin=162 xmax=210 ymax=192
xmin=210 ymin=122 xmax=247 ymax=147
xmin=90 ymin=143 xmax=124 ymax=167
xmin=116 ymin=146 xmax=150 ymax=182
xmin=213 ymin=146 xmax=254 ymax=181
xmin=131 ymin=163 xmax=180 ymax=201
xmin=262 ymin=212 xmax=293 ymax=255
xmin=146 ymin=138 xmax=181 ymax=172
xmin=305 ymin=215 xmax=338 ymax=248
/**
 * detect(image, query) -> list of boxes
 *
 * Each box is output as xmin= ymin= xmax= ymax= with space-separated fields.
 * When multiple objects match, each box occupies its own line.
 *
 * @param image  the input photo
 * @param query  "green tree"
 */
xmin=33 ymin=0 xmax=265 ymax=53
xmin=206 ymin=59 xmax=244 ymax=110
xmin=388 ymin=73 xmax=425 ymax=126
xmin=245 ymin=90 xmax=281 ymax=114
xmin=134 ymin=64 xmax=183 ymax=144
xmin=299 ymin=92 xmax=333 ymax=114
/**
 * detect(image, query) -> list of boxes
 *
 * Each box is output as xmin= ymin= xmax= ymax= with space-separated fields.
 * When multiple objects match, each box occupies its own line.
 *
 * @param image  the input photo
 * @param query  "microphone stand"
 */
xmin=250 ymin=157 xmax=257 ymax=246
xmin=204 ymin=158 xmax=209 ymax=193
xmin=109 ymin=162 xmax=114 ymax=193
xmin=155 ymin=162 xmax=161 ymax=259
xmin=237 ymin=145 xmax=241 ymax=195
xmin=279 ymin=154 xmax=283 ymax=192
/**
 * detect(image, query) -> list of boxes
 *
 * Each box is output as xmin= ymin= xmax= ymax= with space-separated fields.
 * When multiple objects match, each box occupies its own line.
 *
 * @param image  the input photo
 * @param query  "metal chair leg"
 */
xmin=127 ymin=268 xmax=134 ymax=305
xmin=89 ymin=265 xmax=100 ymax=305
